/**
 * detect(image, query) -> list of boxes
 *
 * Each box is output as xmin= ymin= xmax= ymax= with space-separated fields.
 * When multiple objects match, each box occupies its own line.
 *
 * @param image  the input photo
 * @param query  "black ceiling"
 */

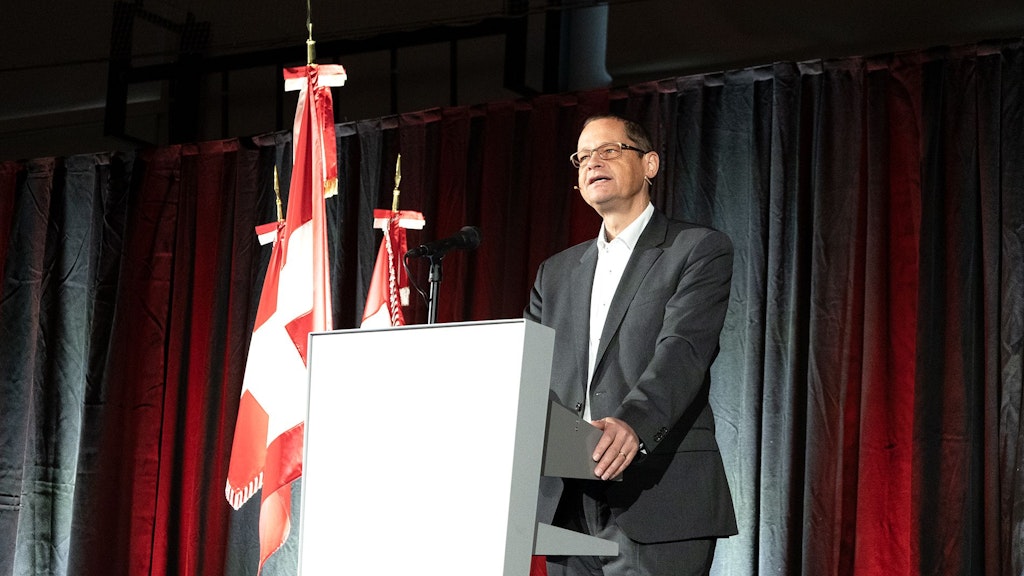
xmin=1 ymin=0 xmax=1022 ymax=161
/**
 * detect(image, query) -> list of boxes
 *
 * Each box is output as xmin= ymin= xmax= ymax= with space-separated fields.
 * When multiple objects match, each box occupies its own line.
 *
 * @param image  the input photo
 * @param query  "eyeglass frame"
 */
xmin=570 ymin=142 xmax=649 ymax=169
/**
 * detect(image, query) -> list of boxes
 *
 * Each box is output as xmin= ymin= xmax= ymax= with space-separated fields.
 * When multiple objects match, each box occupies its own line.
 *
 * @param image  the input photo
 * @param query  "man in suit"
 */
xmin=525 ymin=114 xmax=737 ymax=575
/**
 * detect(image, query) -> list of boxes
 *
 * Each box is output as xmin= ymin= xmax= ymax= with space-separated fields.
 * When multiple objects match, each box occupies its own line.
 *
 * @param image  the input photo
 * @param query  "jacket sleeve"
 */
xmin=524 ymin=259 xmax=545 ymax=323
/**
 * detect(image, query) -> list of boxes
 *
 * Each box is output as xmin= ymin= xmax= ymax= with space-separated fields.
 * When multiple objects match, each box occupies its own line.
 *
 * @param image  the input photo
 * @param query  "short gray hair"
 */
xmin=582 ymin=114 xmax=653 ymax=152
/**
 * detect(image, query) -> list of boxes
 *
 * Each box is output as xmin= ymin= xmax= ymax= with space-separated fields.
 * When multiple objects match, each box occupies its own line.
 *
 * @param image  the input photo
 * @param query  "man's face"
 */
xmin=575 ymin=118 xmax=657 ymax=215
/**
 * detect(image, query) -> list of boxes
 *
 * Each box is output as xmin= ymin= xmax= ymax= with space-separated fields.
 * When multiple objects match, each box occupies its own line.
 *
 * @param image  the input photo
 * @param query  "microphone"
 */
xmin=405 ymin=226 xmax=482 ymax=259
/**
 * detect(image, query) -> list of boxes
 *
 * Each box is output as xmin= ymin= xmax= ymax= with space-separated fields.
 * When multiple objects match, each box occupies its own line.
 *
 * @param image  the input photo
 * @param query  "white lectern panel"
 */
xmin=300 ymin=320 xmax=553 ymax=576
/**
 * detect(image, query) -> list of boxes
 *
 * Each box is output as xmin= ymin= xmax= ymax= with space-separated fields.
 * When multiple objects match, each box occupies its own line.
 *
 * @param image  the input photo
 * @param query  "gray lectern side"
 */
xmin=299 ymin=319 xmax=615 ymax=576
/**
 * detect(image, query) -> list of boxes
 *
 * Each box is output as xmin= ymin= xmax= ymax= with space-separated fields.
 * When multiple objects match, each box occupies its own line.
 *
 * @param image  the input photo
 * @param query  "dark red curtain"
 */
xmin=1 ymin=40 xmax=1022 ymax=576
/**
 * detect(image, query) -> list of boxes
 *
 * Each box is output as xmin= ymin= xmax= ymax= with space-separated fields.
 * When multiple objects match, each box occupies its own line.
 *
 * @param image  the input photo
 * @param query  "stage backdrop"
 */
xmin=1 ymin=39 xmax=1022 ymax=576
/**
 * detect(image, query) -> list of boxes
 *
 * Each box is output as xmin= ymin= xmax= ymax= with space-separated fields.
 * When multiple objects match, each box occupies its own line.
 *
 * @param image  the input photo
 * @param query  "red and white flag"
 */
xmin=225 ymin=63 xmax=346 ymax=572
xmin=360 ymin=209 xmax=424 ymax=328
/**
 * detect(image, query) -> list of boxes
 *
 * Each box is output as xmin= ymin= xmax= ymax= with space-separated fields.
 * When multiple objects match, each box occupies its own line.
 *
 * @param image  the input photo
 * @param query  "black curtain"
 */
xmin=1 ymin=39 xmax=1022 ymax=576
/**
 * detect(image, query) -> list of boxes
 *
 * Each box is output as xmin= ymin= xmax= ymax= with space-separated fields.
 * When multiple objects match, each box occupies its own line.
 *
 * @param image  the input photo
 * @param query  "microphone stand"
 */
xmin=426 ymin=254 xmax=443 ymax=324
xmin=412 ymin=226 xmax=480 ymax=324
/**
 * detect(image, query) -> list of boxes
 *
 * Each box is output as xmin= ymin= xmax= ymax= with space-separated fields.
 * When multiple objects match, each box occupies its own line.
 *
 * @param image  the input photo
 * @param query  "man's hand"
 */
xmin=591 ymin=417 xmax=640 ymax=480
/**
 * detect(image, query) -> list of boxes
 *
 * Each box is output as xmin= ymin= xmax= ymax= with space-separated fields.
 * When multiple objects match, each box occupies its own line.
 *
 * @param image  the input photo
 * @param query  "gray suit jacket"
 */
xmin=525 ymin=209 xmax=738 ymax=543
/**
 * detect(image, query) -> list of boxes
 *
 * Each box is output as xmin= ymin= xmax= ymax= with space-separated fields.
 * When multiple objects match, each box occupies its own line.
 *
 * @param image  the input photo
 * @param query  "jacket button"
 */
xmin=574 ymin=402 xmax=583 ymax=413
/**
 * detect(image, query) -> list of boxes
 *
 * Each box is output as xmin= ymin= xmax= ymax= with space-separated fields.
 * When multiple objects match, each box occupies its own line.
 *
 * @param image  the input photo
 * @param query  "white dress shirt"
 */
xmin=584 ymin=202 xmax=655 ymax=421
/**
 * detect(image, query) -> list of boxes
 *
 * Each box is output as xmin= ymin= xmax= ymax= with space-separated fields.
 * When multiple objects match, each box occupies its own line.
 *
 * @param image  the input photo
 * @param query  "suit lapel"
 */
xmin=594 ymin=211 xmax=668 ymax=370
xmin=572 ymin=243 xmax=598 ymax=392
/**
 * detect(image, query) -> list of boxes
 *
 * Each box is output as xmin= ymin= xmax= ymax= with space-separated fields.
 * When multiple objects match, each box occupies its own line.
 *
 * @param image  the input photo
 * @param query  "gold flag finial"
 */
xmin=391 ymin=154 xmax=402 ymax=212
xmin=305 ymin=0 xmax=316 ymax=64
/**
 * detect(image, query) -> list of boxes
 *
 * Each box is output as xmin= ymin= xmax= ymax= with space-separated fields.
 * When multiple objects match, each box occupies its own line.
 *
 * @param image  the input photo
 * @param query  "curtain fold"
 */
xmin=1 ymin=39 xmax=1022 ymax=576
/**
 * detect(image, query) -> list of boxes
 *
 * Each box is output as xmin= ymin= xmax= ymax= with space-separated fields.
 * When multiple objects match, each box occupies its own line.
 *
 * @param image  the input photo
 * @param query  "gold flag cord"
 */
xmin=274 ymin=166 xmax=284 ymax=222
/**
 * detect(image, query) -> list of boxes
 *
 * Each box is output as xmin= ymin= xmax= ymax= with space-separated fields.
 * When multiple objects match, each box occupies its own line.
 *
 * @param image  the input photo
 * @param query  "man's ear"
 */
xmin=646 ymin=152 xmax=660 ymax=178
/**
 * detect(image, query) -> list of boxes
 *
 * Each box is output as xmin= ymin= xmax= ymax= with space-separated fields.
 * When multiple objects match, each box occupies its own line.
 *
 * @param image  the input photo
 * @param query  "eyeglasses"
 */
xmin=570 ymin=142 xmax=648 ymax=168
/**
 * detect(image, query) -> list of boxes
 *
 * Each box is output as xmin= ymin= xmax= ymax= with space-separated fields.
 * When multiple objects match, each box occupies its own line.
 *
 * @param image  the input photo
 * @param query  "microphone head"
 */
xmin=458 ymin=226 xmax=482 ymax=250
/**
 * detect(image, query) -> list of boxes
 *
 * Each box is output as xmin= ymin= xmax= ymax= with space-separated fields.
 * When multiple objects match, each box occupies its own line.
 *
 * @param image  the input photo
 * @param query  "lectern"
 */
xmin=299 ymin=319 xmax=616 ymax=575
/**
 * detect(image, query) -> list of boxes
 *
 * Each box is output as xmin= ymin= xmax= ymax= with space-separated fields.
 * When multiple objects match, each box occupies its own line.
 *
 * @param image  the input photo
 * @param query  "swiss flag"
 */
xmin=361 ymin=209 xmax=424 ymax=328
xmin=225 ymin=63 xmax=346 ymax=572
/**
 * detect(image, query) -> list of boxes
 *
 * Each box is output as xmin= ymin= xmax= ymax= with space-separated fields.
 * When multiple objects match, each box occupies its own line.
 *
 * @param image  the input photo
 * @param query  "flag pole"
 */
xmin=392 ymin=154 xmax=402 ymax=212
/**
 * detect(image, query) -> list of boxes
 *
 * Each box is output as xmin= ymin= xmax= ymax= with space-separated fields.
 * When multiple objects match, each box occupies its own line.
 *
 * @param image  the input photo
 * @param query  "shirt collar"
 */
xmin=597 ymin=202 xmax=655 ymax=251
